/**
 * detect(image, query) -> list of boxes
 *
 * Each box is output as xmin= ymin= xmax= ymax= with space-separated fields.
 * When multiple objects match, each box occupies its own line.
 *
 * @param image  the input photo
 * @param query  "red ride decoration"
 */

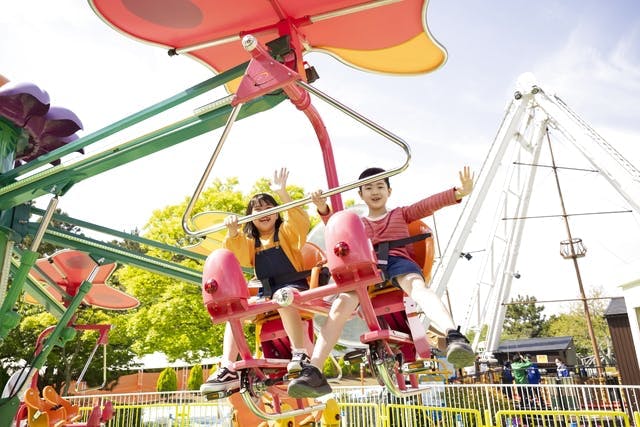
xmin=333 ymin=242 xmax=350 ymax=257
xmin=204 ymin=278 xmax=218 ymax=294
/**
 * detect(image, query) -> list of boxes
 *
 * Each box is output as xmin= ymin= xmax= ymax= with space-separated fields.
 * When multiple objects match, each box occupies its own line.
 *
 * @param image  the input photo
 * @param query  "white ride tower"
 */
xmin=427 ymin=73 xmax=640 ymax=358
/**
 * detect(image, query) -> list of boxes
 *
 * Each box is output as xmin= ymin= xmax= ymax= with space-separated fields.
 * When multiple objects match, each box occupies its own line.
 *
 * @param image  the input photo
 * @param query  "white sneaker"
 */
xmin=200 ymin=367 xmax=240 ymax=394
xmin=287 ymin=352 xmax=311 ymax=374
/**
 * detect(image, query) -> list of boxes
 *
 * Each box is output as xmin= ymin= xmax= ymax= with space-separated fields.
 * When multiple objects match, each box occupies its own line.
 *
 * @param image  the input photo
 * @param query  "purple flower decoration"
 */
xmin=0 ymin=80 xmax=83 ymax=167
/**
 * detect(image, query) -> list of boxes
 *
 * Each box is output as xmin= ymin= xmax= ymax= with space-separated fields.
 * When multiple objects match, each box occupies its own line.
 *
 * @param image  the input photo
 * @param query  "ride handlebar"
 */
xmin=181 ymin=34 xmax=412 ymax=238
xmin=187 ymin=167 xmax=407 ymax=238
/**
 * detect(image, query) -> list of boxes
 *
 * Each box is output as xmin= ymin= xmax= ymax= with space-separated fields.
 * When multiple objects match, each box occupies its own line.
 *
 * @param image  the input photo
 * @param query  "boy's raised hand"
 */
xmin=455 ymin=166 xmax=475 ymax=200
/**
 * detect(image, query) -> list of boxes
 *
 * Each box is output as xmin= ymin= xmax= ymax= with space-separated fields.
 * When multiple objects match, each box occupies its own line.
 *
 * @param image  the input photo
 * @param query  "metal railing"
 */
xmin=63 ymin=382 xmax=640 ymax=426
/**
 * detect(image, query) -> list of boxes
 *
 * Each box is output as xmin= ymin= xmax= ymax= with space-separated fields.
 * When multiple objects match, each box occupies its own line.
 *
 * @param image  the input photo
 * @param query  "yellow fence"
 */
xmin=63 ymin=384 xmax=640 ymax=426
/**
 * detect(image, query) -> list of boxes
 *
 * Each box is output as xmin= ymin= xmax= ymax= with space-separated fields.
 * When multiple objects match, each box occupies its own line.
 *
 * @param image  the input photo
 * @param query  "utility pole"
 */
xmin=547 ymin=130 xmax=604 ymax=378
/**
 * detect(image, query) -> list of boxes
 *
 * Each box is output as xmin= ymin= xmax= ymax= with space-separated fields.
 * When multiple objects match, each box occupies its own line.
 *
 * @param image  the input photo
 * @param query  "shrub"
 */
xmin=323 ymin=357 xmax=338 ymax=378
xmin=156 ymin=367 xmax=178 ymax=392
xmin=187 ymin=364 xmax=203 ymax=391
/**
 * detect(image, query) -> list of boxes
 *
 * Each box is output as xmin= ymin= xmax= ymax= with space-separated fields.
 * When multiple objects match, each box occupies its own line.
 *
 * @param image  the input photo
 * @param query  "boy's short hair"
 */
xmin=358 ymin=167 xmax=390 ymax=189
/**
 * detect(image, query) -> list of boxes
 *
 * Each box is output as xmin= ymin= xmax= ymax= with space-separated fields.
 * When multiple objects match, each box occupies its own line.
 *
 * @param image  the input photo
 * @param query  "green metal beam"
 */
xmin=29 ymin=208 xmax=207 ymax=262
xmin=0 ymin=93 xmax=285 ymax=211
xmin=12 ymin=257 xmax=66 ymax=318
xmin=29 ymin=225 xmax=203 ymax=285
xmin=0 ymin=62 xmax=249 ymax=184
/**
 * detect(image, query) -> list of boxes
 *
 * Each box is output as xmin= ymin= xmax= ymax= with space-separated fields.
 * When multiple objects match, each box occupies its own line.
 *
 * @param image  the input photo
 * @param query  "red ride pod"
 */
xmin=202 ymin=249 xmax=249 ymax=319
xmin=324 ymin=210 xmax=381 ymax=287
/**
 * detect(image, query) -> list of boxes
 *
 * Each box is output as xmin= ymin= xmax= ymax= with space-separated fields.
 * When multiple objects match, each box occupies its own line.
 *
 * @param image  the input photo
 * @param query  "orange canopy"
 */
xmin=89 ymin=0 xmax=446 ymax=77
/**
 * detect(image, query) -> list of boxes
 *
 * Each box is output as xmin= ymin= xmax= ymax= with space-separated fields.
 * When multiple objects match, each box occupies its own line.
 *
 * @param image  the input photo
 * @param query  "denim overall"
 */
xmin=254 ymin=227 xmax=309 ymax=298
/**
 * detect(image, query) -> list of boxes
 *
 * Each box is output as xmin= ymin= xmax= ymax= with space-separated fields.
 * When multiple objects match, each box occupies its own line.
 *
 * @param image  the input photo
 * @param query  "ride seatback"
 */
xmin=100 ymin=401 xmax=114 ymax=423
xmin=368 ymin=220 xmax=435 ymax=361
xmin=324 ymin=210 xmax=381 ymax=287
xmin=64 ymin=404 xmax=102 ymax=427
xmin=407 ymin=220 xmax=435 ymax=281
xmin=42 ymin=385 xmax=80 ymax=422
xmin=301 ymin=241 xmax=325 ymax=270
xmin=258 ymin=314 xmax=314 ymax=360
xmin=202 ymin=249 xmax=250 ymax=320
xmin=24 ymin=388 xmax=65 ymax=427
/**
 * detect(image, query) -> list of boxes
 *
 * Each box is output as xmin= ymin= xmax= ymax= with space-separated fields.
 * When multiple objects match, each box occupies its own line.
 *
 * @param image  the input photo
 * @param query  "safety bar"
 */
xmin=182 ymin=79 xmax=411 ymax=238
xmin=181 ymin=103 xmax=241 ymax=237
xmin=376 ymin=359 xmax=430 ymax=398
xmin=74 ymin=324 xmax=112 ymax=392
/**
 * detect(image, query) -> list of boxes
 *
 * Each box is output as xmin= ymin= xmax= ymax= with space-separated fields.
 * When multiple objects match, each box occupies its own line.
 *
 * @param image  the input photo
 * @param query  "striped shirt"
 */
xmin=322 ymin=188 xmax=459 ymax=260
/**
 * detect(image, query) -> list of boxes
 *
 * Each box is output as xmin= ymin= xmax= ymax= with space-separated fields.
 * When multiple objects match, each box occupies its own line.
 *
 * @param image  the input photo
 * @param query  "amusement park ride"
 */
xmin=1 ymin=0 xmax=639 ymax=426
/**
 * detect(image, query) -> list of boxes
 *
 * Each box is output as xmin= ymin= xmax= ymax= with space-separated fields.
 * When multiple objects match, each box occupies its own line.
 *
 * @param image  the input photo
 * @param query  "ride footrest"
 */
xmin=401 ymin=359 xmax=440 ymax=374
xmin=343 ymin=349 xmax=368 ymax=365
xmin=203 ymin=388 xmax=240 ymax=401
xmin=360 ymin=329 xmax=413 ymax=345
xmin=233 ymin=358 xmax=289 ymax=371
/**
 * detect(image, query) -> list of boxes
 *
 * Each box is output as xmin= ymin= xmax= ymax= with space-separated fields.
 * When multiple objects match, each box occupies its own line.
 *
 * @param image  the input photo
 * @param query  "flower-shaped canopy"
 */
xmin=89 ymin=0 xmax=446 ymax=82
xmin=0 ymin=81 xmax=83 ymax=166
xmin=27 ymin=249 xmax=139 ymax=310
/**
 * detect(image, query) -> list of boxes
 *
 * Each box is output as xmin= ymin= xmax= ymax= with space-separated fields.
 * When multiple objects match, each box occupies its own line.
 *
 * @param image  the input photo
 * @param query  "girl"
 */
xmin=201 ymin=168 xmax=314 ymax=395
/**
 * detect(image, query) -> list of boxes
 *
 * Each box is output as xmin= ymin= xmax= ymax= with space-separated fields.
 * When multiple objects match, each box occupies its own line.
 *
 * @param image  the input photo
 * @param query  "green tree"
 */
xmin=546 ymin=287 xmax=612 ymax=360
xmin=114 ymin=178 xmax=247 ymax=362
xmin=187 ymin=364 xmax=204 ymax=390
xmin=501 ymin=294 xmax=548 ymax=340
xmin=0 ymin=301 xmax=137 ymax=394
xmin=115 ymin=176 xmax=315 ymax=362
xmin=3 ymin=173 xmax=317 ymax=395
xmin=0 ymin=206 xmax=138 ymax=394
xmin=156 ymin=367 xmax=178 ymax=392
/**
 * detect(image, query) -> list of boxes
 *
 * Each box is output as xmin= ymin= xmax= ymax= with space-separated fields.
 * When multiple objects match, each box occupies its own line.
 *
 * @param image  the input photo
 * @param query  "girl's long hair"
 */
xmin=243 ymin=193 xmax=283 ymax=240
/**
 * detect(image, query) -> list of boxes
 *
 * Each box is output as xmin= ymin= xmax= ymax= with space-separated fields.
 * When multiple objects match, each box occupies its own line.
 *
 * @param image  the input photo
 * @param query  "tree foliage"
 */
xmin=0 ymin=209 xmax=137 ymax=394
xmin=113 ymin=178 xmax=248 ymax=362
xmin=501 ymin=295 xmax=548 ymax=340
xmin=546 ymin=287 xmax=612 ymax=360
xmin=114 ymin=176 xmax=317 ymax=362
xmin=3 ymin=174 xmax=320 ymax=393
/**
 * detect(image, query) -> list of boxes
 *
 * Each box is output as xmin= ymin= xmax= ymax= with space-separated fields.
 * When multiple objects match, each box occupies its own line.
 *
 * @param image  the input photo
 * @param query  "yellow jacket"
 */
xmin=223 ymin=206 xmax=310 ymax=272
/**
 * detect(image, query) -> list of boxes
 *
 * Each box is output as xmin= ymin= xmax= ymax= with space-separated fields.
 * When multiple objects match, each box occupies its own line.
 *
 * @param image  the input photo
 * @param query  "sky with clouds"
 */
xmin=2 ymin=1 xmax=639 ymax=327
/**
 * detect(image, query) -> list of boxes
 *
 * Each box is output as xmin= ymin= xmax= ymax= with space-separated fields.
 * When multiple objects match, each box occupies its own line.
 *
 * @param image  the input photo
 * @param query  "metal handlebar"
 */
xmin=181 ymin=62 xmax=411 ymax=238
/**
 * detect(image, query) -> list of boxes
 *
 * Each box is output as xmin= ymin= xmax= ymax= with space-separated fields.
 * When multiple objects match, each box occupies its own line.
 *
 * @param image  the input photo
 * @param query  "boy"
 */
xmin=289 ymin=166 xmax=476 ymax=398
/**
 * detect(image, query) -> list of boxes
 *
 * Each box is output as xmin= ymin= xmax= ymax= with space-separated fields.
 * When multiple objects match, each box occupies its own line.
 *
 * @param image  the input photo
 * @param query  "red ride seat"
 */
xmin=42 ymin=386 xmax=80 ymax=423
xmin=366 ymin=220 xmax=435 ymax=361
xmin=24 ymin=388 xmax=66 ymax=427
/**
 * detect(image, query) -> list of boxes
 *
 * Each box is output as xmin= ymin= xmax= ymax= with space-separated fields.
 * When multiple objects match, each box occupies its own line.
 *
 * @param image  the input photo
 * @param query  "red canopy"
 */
xmin=89 ymin=0 xmax=446 ymax=80
xmin=28 ymin=249 xmax=139 ymax=310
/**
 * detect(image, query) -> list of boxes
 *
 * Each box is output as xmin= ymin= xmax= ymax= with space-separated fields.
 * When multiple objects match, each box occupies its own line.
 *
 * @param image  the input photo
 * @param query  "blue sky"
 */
xmin=2 ymin=1 xmax=639 ymax=325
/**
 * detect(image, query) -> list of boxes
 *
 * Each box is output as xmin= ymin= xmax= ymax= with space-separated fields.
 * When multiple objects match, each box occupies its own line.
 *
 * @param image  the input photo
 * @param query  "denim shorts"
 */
xmin=386 ymin=256 xmax=423 ymax=288
xmin=257 ymin=279 xmax=309 ymax=298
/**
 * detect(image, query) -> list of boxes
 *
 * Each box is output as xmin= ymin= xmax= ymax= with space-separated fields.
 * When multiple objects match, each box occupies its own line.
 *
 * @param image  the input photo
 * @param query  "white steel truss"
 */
xmin=426 ymin=74 xmax=640 ymax=355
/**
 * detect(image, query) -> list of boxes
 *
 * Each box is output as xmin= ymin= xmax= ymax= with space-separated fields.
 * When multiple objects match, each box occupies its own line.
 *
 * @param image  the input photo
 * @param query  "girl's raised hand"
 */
xmin=271 ymin=167 xmax=289 ymax=194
